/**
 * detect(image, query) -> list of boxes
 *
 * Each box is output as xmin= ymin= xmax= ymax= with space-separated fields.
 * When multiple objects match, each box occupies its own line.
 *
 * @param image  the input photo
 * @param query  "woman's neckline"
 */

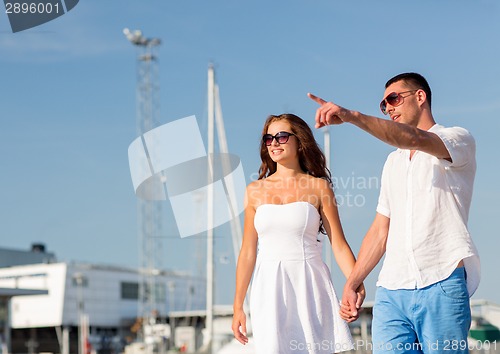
xmin=256 ymin=201 xmax=318 ymax=213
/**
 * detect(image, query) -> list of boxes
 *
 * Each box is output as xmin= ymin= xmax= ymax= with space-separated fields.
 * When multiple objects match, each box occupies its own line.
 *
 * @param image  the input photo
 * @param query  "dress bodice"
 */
xmin=254 ymin=201 xmax=323 ymax=261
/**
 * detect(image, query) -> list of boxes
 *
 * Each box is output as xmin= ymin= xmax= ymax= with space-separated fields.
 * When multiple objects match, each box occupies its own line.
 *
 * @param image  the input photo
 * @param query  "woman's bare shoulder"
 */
xmin=245 ymin=179 xmax=268 ymax=207
xmin=247 ymin=179 xmax=267 ymax=192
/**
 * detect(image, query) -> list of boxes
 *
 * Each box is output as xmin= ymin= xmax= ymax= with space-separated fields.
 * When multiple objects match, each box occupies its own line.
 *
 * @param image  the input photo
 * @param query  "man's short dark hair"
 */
xmin=386 ymin=72 xmax=432 ymax=109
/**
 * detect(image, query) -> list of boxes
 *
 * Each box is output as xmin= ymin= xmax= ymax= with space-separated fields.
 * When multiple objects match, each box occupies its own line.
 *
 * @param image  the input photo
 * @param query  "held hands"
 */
xmin=308 ymin=93 xmax=352 ymax=128
xmin=232 ymin=308 xmax=249 ymax=345
xmin=340 ymin=283 xmax=366 ymax=323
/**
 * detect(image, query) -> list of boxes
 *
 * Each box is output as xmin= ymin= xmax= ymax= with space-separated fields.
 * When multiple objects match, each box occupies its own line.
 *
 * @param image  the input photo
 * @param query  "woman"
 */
xmin=232 ymin=114 xmax=364 ymax=353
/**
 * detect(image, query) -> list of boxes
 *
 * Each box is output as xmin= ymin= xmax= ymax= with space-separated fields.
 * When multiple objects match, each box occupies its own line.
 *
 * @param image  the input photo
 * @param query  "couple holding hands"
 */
xmin=232 ymin=72 xmax=480 ymax=354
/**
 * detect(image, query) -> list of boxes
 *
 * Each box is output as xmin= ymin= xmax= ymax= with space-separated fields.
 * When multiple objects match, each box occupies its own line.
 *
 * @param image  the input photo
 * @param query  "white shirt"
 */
xmin=376 ymin=124 xmax=480 ymax=296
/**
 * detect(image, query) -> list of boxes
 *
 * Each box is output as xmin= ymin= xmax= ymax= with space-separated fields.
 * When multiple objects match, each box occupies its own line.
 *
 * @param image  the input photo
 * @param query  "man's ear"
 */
xmin=416 ymin=89 xmax=427 ymax=107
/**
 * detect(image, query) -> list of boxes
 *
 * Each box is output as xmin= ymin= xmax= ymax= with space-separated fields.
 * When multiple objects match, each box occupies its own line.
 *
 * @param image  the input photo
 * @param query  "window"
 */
xmin=121 ymin=282 xmax=139 ymax=300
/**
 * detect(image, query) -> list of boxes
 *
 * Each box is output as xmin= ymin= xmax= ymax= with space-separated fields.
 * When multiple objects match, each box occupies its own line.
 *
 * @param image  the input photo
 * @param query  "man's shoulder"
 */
xmin=431 ymin=124 xmax=476 ymax=167
xmin=431 ymin=124 xmax=475 ymax=142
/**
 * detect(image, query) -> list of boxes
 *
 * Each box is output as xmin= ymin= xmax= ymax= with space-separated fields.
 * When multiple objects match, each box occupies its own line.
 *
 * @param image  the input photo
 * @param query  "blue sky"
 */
xmin=1 ymin=0 xmax=499 ymax=306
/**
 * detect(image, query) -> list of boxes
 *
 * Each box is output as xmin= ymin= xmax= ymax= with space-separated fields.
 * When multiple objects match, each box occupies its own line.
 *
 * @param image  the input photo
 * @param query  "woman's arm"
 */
xmin=232 ymin=184 xmax=259 ymax=345
xmin=318 ymin=179 xmax=366 ymax=321
xmin=318 ymin=179 xmax=356 ymax=279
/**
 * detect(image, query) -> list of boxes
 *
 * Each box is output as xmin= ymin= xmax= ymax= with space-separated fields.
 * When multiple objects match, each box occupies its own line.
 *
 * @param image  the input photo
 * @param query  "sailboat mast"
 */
xmin=205 ymin=64 xmax=216 ymax=353
xmin=214 ymin=84 xmax=243 ymax=265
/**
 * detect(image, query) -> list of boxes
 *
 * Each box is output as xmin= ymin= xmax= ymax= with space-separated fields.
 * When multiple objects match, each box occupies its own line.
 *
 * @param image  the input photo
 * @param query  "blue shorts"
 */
xmin=372 ymin=267 xmax=471 ymax=354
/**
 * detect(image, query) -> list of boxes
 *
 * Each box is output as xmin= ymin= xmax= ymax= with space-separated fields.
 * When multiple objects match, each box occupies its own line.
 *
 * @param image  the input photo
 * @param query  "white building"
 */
xmin=0 ymin=261 xmax=205 ymax=353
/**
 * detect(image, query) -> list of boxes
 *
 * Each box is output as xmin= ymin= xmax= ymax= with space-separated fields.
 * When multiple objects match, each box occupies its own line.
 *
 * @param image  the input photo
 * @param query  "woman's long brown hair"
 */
xmin=257 ymin=114 xmax=332 ymax=234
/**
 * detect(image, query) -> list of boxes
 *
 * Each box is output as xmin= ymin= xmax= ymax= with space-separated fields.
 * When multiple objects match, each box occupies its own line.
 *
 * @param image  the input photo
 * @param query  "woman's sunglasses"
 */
xmin=262 ymin=131 xmax=295 ymax=146
xmin=379 ymin=90 xmax=418 ymax=115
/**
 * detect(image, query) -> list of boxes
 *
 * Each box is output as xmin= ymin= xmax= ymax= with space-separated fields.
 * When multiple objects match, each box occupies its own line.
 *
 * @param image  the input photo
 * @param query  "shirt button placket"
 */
xmin=406 ymin=156 xmax=420 ymax=289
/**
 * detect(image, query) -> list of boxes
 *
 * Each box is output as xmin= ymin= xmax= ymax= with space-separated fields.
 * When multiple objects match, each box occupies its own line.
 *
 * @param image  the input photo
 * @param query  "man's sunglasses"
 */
xmin=262 ymin=131 xmax=295 ymax=146
xmin=379 ymin=90 xmax=418 ymax=115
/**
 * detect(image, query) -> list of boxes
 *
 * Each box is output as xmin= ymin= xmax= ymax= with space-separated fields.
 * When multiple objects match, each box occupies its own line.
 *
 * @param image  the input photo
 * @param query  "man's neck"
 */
xmin=416 ymin=110 xmax=436 ymax=131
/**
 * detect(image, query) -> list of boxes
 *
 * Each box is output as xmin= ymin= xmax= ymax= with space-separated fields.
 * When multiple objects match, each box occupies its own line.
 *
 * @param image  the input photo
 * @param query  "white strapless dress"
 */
xmin=250 ymin=202 xmax=354 ymax=354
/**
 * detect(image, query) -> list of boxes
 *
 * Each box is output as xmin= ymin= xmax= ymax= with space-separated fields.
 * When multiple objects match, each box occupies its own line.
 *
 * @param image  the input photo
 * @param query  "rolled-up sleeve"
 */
xmin=434 ymin=126 xmax=475 ymax=168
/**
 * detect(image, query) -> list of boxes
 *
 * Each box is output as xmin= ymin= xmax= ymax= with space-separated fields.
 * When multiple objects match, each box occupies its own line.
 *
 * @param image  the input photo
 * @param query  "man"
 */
xmin=309 ymin=72 xmax=480 ymax=354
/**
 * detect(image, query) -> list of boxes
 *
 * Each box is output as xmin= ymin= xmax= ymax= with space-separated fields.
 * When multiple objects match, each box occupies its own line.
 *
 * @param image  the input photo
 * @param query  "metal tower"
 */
xmin=123 ymin=28 xmax=164 ymax=338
